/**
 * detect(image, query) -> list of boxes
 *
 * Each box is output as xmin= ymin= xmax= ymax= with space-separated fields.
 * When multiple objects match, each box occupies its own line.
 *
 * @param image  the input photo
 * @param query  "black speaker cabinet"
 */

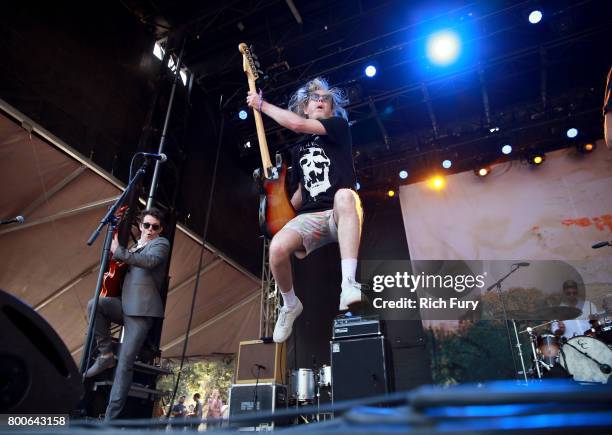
xmin=228 ymin=383 xmax=288 ymax=429
xmin=330 ymin=335 xmax=389 ymax=403
xmin=0 ymin=289 xmax=83 ymax=412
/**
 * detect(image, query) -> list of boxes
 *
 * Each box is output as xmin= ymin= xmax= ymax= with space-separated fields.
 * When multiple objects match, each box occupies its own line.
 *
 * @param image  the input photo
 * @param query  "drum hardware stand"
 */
xmin=522 ymin=326 xmax=543 ymax=379
xmin=512 ymin=320 xmax=529 ymax=384
xmin=486 ymin=263 xmax=527 ymax=382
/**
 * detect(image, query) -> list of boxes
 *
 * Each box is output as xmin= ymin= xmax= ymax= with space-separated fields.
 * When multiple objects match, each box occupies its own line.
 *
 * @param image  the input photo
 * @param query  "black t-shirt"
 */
xmin=291 ymin=116 xmax=356 ymax=214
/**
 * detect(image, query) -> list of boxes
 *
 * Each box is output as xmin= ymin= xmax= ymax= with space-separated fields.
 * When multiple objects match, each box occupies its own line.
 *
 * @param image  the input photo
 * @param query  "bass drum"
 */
xmin=559 ymin=336 xmax=612 ymax=384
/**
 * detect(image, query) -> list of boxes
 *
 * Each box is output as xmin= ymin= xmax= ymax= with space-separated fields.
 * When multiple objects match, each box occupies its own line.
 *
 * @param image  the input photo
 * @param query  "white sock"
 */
xmin=341 ymin=258 xmax=358 ymax=284
xmin=281 ymin=288 xmax=297 ymax=308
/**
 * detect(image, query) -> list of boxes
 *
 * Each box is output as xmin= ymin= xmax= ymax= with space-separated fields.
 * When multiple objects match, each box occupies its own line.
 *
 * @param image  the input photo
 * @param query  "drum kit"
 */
xmin=519 ymin=308 xmax=612 ymax=384
xmin=288 ymin=365 xmax=332 ymax=411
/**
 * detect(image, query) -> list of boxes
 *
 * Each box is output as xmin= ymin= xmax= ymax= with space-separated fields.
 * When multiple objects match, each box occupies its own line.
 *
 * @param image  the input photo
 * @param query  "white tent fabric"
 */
xmin=0 ymin=98 xmax=261 ymax=362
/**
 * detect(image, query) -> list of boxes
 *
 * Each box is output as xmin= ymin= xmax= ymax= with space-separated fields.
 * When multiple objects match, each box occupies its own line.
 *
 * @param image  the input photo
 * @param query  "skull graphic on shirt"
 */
xmin=300 ymin=146 xmax=331 ymax=199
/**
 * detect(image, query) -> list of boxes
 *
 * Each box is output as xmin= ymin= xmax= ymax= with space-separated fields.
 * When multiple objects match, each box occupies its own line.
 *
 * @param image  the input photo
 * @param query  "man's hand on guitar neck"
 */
xmin=246 ymin=91 xmax=327 ymax=135
xmin=110 ymin=233 xmax=119 ymax=255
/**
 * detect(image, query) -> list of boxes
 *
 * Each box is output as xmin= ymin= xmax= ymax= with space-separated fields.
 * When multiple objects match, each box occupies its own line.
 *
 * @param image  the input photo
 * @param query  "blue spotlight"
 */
xmin=426 ymin=30 xmax=461 ymax=66
xmin=399 ymin=170 xmax=408 ymax=179
xmin=238 ymin=110 xmax=248 ymax=120
xmin=566 ymin=128 xmax=578 ymax=139
xmin=365 ymin=65 xmax=377 ymax=77
xmin=528 ymin=10 xmax=542 ymax=24
xmin=502 ymin=144 xmax=512 ymax=155
xmin=442 ymin=159 xmax=452 ymax=169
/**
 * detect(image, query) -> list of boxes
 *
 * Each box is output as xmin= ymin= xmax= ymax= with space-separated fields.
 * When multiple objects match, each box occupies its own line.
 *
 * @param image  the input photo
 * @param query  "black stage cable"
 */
xmin=164 ymin=91 xmax=229 ymax=419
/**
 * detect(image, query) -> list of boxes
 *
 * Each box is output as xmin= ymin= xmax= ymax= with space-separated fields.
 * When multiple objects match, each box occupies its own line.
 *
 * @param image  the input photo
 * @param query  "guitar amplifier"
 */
xmin=333 ymin=315 xmax=382 ymax=340
xmin=236 ymin=340 xmax=286 ymax=384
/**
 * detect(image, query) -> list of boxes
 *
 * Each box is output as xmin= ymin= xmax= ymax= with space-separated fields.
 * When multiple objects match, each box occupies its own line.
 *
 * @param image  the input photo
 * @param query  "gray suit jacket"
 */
xmin=113 ymin=237 xmax=170 ymax=318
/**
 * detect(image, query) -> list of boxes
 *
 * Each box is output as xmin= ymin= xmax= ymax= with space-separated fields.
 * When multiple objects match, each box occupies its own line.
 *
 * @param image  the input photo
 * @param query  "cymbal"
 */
xmin=493 ymin=310 xmax=536 ymax=319
xmin=493 ymin=306 xmax=582 ymax=320
xmin=532 ymin=306 xmax=582 ymax=320
xmin=588 ymin=311 xmax=612 ymax=321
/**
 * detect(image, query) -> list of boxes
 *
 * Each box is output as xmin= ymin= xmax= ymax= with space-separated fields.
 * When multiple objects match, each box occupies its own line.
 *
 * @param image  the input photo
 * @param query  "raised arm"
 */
xmin=247 ymin=91 xmax=326 ymax=135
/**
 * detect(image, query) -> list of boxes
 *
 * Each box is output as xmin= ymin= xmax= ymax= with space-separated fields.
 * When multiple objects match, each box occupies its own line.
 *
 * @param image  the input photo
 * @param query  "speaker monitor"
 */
xmin=0 ymin=289 xmax=83 ymax=413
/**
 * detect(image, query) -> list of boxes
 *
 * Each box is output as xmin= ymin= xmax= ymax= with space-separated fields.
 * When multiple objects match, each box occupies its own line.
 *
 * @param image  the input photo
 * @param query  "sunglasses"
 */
xmin=142 ymin=222 xmax=161 ymax=231
xmin=308 ymin=93 xmax=333 ymax=103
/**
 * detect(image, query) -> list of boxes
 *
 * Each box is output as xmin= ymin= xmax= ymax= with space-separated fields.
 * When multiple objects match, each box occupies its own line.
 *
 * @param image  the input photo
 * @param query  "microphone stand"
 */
xmin=252 ymin=365 xmax=263 ymax=415
xmin=79 ymin=159 xmax=150 ymax=376
xmin=486 ymin=264 xmax=525 ymax=383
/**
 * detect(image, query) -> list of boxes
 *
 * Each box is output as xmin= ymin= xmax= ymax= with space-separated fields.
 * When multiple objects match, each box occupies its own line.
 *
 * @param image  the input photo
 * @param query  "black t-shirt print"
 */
xmin=291 ymin=116 xmax=357 ymax=214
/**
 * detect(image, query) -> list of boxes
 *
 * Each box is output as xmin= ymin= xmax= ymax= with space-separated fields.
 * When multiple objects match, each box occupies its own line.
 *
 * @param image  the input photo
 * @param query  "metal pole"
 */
xmin=512 ymin=320 xmax=529 ymax=384
xmin=146 ymin=38 xmax=186 ymax=209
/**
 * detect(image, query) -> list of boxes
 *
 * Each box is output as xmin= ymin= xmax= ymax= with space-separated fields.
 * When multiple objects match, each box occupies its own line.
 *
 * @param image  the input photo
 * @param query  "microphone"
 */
xmin=0 ymin=215 xmax=25 ymax=225
xmin=140 ymin=152 xmax=168 ymax=162
xmin=254 ymin=364 xmax=266 ymax=370
xmin=592 ymin=241 xmax=611 ymax=249
xmin=512 ymin=262 xmax=530 ymax=267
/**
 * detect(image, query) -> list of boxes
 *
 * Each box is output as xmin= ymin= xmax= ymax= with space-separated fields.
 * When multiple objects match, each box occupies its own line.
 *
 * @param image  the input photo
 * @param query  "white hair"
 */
xmin=287 ymin=77 xmax=349 ymax=120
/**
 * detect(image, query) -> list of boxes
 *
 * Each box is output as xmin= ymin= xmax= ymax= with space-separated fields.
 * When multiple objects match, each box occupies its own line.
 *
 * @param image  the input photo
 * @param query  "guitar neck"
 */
xmin=247 ymin=77 xmax=272 ymax=178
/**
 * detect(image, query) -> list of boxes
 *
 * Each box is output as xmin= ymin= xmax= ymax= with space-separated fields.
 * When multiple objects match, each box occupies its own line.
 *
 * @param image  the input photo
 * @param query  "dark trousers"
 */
xmin=87 ymin=297 xmax=153 ymax=420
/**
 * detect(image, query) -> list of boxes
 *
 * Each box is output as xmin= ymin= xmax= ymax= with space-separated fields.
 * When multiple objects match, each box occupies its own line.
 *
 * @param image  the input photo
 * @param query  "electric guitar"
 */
xmin=101 ymin=205 xmax=129 ymax=297
xmin=239 ymin=43 xmax=295 ymax=238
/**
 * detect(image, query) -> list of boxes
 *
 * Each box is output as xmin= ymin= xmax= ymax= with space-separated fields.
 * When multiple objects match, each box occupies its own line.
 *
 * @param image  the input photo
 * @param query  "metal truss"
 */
xmin=259 ymin=238 xmax=281 ymax=338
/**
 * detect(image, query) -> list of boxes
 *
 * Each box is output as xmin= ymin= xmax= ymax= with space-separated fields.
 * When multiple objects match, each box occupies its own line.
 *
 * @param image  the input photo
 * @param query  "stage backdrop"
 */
xmin=399 ymin=142 xmax=612 ymax=382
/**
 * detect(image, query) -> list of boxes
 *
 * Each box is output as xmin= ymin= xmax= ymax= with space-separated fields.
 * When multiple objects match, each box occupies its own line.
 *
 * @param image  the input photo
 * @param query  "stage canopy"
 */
xmin=0 ymin=98 xmax=261 ymax=362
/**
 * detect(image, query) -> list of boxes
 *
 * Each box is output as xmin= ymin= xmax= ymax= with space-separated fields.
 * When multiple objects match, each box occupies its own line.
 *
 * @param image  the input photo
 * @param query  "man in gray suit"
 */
xmin=85 ymin=207 xmax=170 ymax=420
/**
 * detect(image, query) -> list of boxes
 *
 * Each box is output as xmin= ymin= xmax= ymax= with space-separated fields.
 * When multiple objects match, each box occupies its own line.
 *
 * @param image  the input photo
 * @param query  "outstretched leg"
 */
xmin=269 ymin=228 xmax=304 ymax=342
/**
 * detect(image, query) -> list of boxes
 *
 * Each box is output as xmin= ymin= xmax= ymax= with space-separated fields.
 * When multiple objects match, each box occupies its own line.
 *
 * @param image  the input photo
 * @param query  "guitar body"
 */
xmin=258 ymin=160 xmax=296 ymax=239
xmin=101 ymin=259 xmax=127 ymax=298
xmin=100 ymin=204 xmax=130 ymax=298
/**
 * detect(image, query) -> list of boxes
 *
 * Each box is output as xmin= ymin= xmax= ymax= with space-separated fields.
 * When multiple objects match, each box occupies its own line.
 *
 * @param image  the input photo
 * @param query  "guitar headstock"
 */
xmin=239 ymin=43 xmax=261 ymax=82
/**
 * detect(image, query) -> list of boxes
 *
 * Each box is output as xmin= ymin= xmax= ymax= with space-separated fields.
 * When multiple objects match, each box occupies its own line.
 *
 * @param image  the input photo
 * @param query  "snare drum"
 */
xmin=318 ymin=365 xmax=332 ymax=388
xmin=290 ymin=369 xmax=315 ymax=402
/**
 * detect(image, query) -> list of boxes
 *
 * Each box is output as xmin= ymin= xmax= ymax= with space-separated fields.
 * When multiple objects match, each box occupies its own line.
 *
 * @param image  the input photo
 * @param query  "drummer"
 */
xmin=553 ymin=280 xmax=598 ymax=339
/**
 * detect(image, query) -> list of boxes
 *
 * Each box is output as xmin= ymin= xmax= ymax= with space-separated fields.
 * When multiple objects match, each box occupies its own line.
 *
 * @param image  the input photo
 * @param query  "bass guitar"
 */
xmin=239 ymin=43 xmax=296 ymax=239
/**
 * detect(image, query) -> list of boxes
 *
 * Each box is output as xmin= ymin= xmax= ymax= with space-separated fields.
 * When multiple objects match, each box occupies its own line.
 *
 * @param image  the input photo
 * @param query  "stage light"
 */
xmin=577 ymin=141 xmax=595 ymax=153
xmin=243 ymin=141 xmax=251 ymax=149
xmin=475 ymin=166 xmax=490 ymax=177
xmin=428 ymin=175 xmax=446 ymax=191
xmin=388 ymin=189 xmax=396 ymax=197
xmin=442 ymin=159 xmax=452 ymax=169
xmin=238 ymin=110 xmax=248 ymax=120
xmin=527 ymin=152 xmax=545 ymax=166
xmin=566 ymin=127 xmax=578 ymax=139
xmin=365 ymin=65 xmax=377 ymax=77
xmin=528 ymin=10 xmax=542 ymax=24
xmin=502 ymin=144 xmax=512 ymax=155
xmin=426 ymin=30 xmax=461 ymax=66
xmin=399 ymin=170 xmax=408 ymax=179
